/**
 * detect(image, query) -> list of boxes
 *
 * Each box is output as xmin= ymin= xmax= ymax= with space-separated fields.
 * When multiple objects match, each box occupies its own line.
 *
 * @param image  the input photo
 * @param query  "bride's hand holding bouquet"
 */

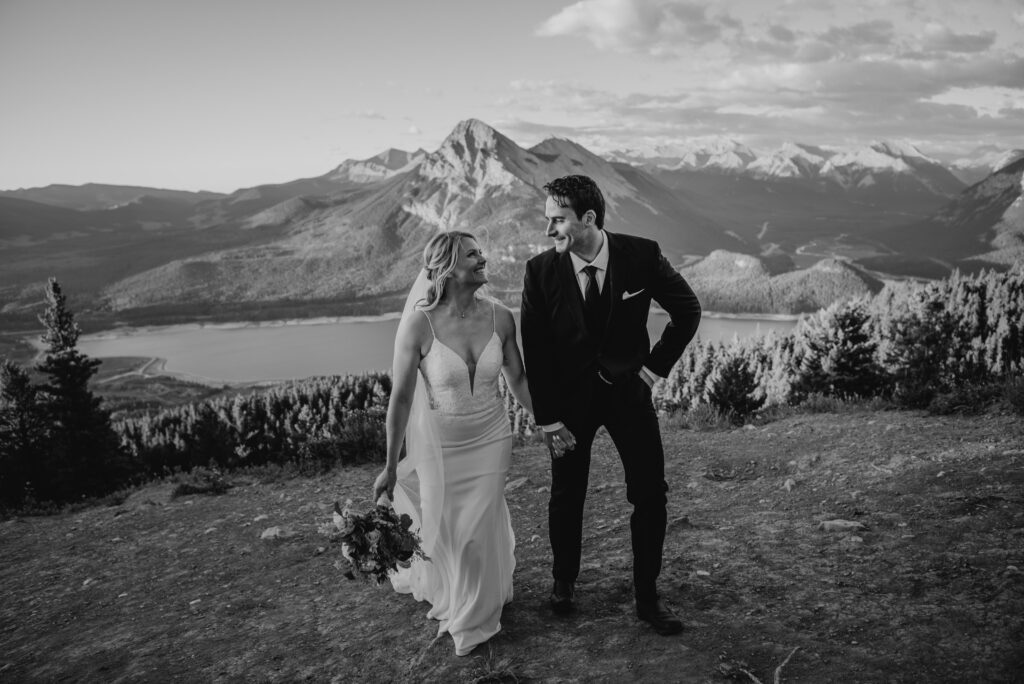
xmin=330 ymin=495 xmax=427 ymax=585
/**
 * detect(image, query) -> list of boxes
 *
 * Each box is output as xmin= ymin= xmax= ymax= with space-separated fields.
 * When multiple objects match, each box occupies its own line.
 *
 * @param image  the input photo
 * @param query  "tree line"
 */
xmin=653 ymin=264 xmax=1023 ymax=420
xmin=2 ymin=265 xmax=1022 ymax=509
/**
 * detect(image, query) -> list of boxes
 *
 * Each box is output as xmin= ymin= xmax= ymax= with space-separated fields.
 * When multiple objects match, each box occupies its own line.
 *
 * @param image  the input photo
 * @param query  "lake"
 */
xmin=77 ymin=313 xmax=799 ymax=383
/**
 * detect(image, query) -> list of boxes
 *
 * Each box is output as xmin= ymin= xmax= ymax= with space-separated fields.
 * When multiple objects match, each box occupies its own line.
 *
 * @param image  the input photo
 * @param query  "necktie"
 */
xmin=583 ymin=265 xmax=600 ymax=315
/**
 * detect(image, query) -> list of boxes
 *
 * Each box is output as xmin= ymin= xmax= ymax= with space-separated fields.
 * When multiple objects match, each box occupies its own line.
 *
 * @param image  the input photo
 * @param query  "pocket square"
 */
xmin=622 ymin=289 xmax=645 ymax=300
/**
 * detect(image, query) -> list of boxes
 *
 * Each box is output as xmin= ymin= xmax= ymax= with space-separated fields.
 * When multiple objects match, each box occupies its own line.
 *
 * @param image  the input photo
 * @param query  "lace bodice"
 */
xmin=419 ymin=310 xmax=504 ymax=415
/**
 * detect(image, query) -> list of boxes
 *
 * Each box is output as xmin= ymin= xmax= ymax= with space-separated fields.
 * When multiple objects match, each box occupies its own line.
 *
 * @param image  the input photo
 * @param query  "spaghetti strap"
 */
xmin=491 ymin=301 xmax=496 ymax=334
xmin=421 ymin=310 xmax=436 ymax=338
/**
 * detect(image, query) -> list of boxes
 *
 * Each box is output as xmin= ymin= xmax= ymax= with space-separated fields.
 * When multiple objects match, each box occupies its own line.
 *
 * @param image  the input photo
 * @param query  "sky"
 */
xmin=2 ymin=0 xmax=1022 ymax=193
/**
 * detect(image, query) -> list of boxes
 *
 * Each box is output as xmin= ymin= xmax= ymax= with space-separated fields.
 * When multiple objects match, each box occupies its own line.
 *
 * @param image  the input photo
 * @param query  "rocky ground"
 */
xmin=2 ymin=407 xmax=1023 ymax=683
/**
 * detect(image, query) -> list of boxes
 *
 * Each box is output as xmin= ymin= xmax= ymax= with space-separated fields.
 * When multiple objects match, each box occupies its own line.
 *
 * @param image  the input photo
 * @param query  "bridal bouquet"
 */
xmin=330 ymin=499 xmax=427 ymax=584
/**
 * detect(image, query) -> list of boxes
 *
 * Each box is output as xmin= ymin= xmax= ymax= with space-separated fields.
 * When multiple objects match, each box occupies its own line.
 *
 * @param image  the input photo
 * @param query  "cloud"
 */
xmin=928 ymin=86 xmax=1024 ymax=117
xmin=525 ymin=0 xmax=1024 ymax=155
xmin=407 ymin=125 xmax=422 ymax=135
xmin=535 ymin=0 xmax=735 ymax=54
xmin=921 ymin=23 xmax=997 ymax=54
xmin=501 ymin=80 xmax=621 ymax=115
xmin=819 ymin=20 xmax=895 ymax=50
xmin=349 ymin=109 xmax=385 ymax=120
xmin=768 ymin=25 xmax=796 ymax=43
xmin=715 ymin=103 xmax=826 ymax=119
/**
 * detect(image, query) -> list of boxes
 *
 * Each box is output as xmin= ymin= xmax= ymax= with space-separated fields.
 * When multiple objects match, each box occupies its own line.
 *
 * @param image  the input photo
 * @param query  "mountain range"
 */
xmin=1 ymin=119 xmax=1020 ymax=327
xmin=609 ymin=136 xmax=1021 ymax=193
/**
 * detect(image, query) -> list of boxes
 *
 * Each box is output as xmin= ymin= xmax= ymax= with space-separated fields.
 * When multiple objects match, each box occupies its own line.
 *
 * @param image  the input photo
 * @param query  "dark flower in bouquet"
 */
xmin=330 ymin=499 xmax=428 ymax=584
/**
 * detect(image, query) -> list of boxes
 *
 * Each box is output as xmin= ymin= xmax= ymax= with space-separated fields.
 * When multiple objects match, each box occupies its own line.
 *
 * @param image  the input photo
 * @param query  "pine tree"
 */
xmin=703 ymin=353 xmax=765 ymax=424
xmin=791 ymin=298 xmax=885 ymax=401
xmin=34 ymin=278 xmax=131 ymax=501
xmin=879 ymin=285 xmax=957 ymax=406
xmin=0 ymin=360 xmax=49 ymax=506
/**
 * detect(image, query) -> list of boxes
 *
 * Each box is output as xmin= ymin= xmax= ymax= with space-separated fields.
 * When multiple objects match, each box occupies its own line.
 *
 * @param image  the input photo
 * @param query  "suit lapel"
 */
xmin=604 ymin=232 xmax=623 ymax=329
xmin=557 ymin=250 xmax=588 ymax=333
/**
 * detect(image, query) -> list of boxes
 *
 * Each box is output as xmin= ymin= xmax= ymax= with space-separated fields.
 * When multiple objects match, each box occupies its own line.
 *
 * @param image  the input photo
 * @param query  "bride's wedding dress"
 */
xmin=391 ymin=302 xmax=515 ymax=656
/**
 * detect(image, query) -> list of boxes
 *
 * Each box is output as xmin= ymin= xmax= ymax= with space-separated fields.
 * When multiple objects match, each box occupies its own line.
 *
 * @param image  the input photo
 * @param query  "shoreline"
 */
xmin=31 ymin=311 xmax=803 ymax=388
xmin=72 ymin=312 xmax=407 ymax=342
xmin=68 ymin=309 xmax=803 ymax=342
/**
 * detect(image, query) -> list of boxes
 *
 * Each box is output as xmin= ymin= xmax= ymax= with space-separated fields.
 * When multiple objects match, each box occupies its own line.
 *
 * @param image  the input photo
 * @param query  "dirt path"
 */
xmin=2 ymin=408 xmax=1022 ymax=683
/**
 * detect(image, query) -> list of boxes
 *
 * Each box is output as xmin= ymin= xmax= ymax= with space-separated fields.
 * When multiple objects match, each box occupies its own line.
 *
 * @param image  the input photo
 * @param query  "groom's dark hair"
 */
xmin=544 ymin=175 xmax=605 ymax=230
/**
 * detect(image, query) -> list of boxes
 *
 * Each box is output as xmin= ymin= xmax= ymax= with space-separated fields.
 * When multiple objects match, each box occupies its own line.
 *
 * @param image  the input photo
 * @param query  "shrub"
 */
xmin=676 ymin=402 xmax=735 ymax=431
xmin=927 ymin=381 xmax=1005 ymax=415
xmin=333 ymin=408 xmax=387 ymax=465
xmin=704 ymin=354 xmax=765 ymax=424
xmin=797 ymin=392 xmax=847 ymax=413
xmin=116 ymin=374 xmax=391 ymax=476
xmin=1001 ymin=375 xmax=1024 ymax=416
xmin=170 ymin=467 xmax=232 ymax=498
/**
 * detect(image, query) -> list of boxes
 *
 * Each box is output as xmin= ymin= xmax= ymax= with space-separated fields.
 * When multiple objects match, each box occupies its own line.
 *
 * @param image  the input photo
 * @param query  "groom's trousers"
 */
xmin=549 ymin=368 xmax=668 ymax=603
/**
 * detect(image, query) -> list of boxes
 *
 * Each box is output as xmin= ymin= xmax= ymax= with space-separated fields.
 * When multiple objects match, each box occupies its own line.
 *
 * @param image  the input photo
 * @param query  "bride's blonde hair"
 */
xmin=419 ymin=230 xmax=477 ymax=311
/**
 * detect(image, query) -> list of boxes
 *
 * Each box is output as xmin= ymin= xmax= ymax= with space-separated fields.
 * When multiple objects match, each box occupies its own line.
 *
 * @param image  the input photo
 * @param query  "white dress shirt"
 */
xmin=569 ymin=229 xmax=609 ymax=296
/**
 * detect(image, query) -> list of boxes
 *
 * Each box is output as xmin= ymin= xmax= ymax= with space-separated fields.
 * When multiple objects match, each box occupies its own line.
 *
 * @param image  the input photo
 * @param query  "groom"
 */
xmin=521 ymin=174 xmax=701 ymax=635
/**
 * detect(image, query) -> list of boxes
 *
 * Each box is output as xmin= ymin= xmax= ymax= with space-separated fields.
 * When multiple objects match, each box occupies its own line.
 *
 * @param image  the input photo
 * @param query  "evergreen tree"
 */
xmin=34 ymin=278 xmax=131 ymax=501
xmin=762 ymin=332 xmax=797 ymax=406
xmin=0 ymin=360 xmax=48 ymax=506
xmin=878 ymin=285 xmax=960 ymax=407
xmin=703 ymin=353 xmax=765 ymax=424
xmin=791 ymin=298 xmax=885 ymax=401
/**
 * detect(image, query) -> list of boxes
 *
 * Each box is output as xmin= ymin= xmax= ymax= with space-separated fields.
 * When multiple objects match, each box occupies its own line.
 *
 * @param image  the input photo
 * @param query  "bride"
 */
xmin=372 ymin=231 xmax=571 ymax=656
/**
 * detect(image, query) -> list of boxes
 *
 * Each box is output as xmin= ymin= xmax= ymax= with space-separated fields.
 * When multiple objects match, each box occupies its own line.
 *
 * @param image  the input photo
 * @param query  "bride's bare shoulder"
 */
xmin=490 ymin=300 xmax=517 ymax=335
xmin=396 ymin=308 xmax=434 ymax=346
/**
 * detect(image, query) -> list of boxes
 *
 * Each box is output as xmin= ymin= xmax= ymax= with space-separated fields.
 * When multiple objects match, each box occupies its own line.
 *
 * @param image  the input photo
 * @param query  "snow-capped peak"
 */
xmin=952 ymin=149 xmax=1024 ymax=174
xmin=747 ymin=142 xmax=832 ymax=178
xmin=869 ymin=140 xmax=940 ymax=165
xmin=823 ymin=147 xmax=911 ymax=174
xmin=664 ymin=136 xmax=756 ymax=172
xmin=603 ymin=135 xmax=756 ymax=172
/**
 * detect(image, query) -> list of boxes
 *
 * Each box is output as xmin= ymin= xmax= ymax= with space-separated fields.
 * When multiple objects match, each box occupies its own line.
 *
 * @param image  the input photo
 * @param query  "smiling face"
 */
xmin=450 ymin=237 xmax=487 ymax=286
xmin=545 ymin=195 xmax=600 ymax=259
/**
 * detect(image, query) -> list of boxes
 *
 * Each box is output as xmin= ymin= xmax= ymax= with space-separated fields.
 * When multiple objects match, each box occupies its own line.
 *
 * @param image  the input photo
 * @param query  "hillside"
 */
xmin=97 ymin=120 xmax=744 ymax=315
xmin=0 ymin=183 xmax=223 ymax=211
xmin=2 ymin=408 xmax=1021 ymax=682
xmin=648 ymin=168 xmax=947 ymax=250
xmin=681 ymin=250 xmax=883 ymax=314
xmin=869 ymin=157 xmax=1024 ymax=266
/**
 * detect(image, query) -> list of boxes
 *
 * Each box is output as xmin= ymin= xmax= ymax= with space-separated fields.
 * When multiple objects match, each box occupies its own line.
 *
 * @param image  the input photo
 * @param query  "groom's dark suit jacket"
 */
xmin=521 ymin=230 xmax=702 ymax=426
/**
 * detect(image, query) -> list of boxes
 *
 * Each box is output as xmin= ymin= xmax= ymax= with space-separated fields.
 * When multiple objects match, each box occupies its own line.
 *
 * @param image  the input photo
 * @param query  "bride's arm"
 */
xmin=497 ymin=305 xmax=534 ymax=415
xmin=373 ymin=313 xmax=426 ymax=501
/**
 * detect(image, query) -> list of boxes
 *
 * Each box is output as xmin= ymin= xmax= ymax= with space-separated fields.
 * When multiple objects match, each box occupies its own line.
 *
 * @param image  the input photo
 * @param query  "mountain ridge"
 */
xmin=0 ymin=119 xmax=1017 ymax=327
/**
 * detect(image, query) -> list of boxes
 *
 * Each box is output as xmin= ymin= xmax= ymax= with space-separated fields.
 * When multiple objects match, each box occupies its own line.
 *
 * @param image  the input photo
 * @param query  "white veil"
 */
xmin=391 ymin=269 xmax=444 ymax=584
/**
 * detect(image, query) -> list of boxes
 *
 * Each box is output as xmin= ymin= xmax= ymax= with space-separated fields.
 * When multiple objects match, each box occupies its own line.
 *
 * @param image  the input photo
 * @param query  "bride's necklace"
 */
xmin=453 ymin=298 xmax=476 ymax=319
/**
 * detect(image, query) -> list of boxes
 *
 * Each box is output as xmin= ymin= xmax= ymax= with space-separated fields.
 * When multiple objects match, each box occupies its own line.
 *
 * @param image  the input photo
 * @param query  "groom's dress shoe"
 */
xmin=636 ymin=599 xmax=683 ymax=635
xmin=550 ymin=580 xmax=575 ymax=614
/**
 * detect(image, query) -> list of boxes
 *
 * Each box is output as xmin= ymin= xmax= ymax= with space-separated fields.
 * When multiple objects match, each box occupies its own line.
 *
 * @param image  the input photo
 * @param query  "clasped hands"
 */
xmin=544 ymin=426 xmax=577 ymax=459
